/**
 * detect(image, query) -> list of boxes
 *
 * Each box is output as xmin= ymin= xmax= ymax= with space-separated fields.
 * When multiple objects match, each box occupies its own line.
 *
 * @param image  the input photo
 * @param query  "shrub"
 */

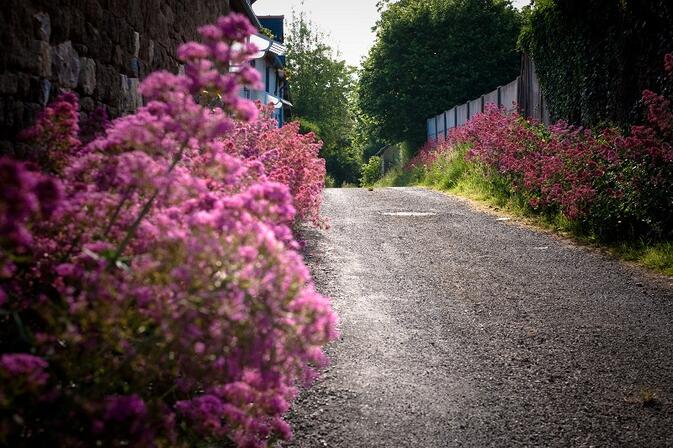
xmin=297 ymin=117 xmax=321 ymax=136
xmin=360 ymin=156 xmax=382 ymax=186
xmin=0 ymin=13 xmax=337 ymax=448
xmin=324 ymin=174 xmax=336 ymax=188
xmin=409 ymin=54 xmax=673 ymax=241
xmin=222 ymin=107 xmax=326 ymax=226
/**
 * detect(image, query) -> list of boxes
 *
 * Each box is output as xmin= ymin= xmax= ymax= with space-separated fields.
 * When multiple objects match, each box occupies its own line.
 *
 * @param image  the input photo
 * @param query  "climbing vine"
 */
xmin=520 ymin=0 xmax=673 ymax=127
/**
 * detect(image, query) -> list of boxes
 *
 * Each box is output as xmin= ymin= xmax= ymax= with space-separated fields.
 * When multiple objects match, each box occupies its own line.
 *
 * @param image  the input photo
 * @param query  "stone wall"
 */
xmin=0 ymin=0 xmax=236 ymax=152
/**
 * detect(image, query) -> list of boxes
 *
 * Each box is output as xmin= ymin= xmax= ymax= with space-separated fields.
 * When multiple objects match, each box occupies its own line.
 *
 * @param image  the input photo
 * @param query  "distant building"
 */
xmin=239 ymin=10 xmax=292 ymax=127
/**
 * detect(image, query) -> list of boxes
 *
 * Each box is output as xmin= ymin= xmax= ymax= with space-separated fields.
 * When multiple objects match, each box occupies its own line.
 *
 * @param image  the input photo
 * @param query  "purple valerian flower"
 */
xmin=0 ymin=353 xmax=49 ymax=386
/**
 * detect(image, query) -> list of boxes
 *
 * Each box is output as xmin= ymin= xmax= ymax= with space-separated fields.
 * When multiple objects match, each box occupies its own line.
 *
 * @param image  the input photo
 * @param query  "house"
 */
xmin=239 ymin=6 xmax=292 ymax=127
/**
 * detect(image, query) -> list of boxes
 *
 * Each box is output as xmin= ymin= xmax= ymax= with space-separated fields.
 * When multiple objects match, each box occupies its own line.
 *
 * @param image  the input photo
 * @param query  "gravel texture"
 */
xmin=285 ymin=187 xmax=673 ymax=447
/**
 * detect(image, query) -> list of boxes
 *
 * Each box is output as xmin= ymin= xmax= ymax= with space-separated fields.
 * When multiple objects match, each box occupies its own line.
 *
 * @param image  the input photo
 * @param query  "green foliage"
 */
xmin=286 ymin=11 xmax=360 ymax=185
xmin=520 ymin=0 xmax=673 ymax=127
xmin=323 ymin=145 xmax=362 ymax=186
xmin=421 ymin=144 xmax=470 ymax=189
xmin=259 ymin=26 xmax=276 ymax=40
xmin=640 ymin=244 xmax=673 ymax=277
xmin=350 ymin=96 xmax=387 ymax=161
xmin=324 ymin=174 xmax=336 ymax=188
xmin=382 ymin=143 xmax=673 ymax=276
xmin=375 ymin=166 xmax=422 ymax=187
xmin=297 ymin=117 xmax=321 ymax=136
xmin=360 ymin=156 xmax=383 ymax=186
xmin=358 ymin=0 xmax=522 ymax=148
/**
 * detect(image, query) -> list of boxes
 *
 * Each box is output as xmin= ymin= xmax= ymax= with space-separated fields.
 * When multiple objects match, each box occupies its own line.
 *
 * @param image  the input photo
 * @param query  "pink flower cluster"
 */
xmin=410 ymin=54 xmax=673 ymax=238
xmin=0 ymin=14 xmax=336 ymax=448
xmin=0 ymin=354 xmax=49 ymax=387
xmin=17 ymin=92 xmax=81 ymax=173
xmin=222 ymin=106 xmax=327 ymax=226
xmin=0 ymin=157 xmax=61 ymax=302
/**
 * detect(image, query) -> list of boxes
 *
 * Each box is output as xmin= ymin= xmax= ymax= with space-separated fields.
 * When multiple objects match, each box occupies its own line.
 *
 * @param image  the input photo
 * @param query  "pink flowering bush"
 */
xmin=0 ymin=14 xmax=336 ymax=448
xmin=409 ymin=54 xmax=673 ymax=240
xmin=16 ymin=92 xmax=81 ymax=174
xmin=222 ymin=105 xmax=326 ymax=226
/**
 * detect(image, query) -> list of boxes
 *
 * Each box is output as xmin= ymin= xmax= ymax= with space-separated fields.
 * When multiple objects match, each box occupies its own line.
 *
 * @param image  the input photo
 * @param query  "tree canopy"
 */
xmin=286 ymin=11 xmax=361 ymax=185
xmin=358 ymin=0 xmax=522 ymax=147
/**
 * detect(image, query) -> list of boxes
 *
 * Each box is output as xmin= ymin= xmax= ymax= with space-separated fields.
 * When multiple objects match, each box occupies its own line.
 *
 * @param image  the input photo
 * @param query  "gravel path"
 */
xmin=286 ymin=187 xmax=673 ymax=447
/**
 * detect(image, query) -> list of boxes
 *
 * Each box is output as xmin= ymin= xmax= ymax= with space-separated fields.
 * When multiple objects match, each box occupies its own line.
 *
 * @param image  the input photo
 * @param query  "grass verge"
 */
xmin=375 ymin=145 xmax=673 ymax=277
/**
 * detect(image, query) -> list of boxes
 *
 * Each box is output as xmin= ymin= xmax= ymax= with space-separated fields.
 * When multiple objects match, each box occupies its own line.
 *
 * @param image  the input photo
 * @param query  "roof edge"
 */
xmin=232 ymin=0 xmax=261 ymax=28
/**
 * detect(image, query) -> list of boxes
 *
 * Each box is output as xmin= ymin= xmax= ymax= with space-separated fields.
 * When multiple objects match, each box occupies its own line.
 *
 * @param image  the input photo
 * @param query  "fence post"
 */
xmin=443 ymin=112 xmax=447 ymax=138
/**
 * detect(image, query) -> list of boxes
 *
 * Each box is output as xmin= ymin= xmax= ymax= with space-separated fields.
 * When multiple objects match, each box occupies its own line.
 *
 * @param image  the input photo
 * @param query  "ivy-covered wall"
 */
xmin=520 ymin=0 xmax=673 ymax=127
xmin=0 ymin=0 xmax=235 ymax=152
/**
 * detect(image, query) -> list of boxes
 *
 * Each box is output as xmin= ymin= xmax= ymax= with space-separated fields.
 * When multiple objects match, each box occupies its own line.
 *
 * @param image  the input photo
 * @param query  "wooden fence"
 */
xmin=427 ymin=54 xmax=549 ymax=141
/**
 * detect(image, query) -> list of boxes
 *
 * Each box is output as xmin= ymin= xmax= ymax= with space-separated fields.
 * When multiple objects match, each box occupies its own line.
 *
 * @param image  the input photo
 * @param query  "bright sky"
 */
xmin=253 ymin=0 xmax=531 ymax=67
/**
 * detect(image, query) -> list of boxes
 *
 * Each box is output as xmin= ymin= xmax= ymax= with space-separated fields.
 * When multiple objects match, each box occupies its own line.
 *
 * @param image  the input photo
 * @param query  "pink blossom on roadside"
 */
xmin=0 ymin=354 xmax=49 ymax=386
xmin=409 ymin=54 xmax=673 ymax=238
xmin=0 ymin=13 xmax=335 ymax=448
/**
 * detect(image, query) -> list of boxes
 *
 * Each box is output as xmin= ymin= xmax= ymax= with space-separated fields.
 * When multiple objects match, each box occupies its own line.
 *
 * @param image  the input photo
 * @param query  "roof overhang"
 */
xmin=249 ymin=34 xmax=286 ymax=58
xmin=263 ymin=94 xmax=292 ymax=109
xmin=265 ymin=93 xmax=284 ymax=109
xmin=231 ymin=0 xmax=261 ymax=28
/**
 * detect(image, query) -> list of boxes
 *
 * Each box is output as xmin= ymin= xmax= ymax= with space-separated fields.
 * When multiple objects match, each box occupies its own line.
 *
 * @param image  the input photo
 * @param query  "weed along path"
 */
xmin=286 ymin=187 xmax=673 ymax=447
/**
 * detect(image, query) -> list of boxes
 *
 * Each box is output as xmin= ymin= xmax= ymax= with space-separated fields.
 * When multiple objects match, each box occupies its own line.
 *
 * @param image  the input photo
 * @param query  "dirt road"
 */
xmin=287 ymin=187 xmax=673 ymax=447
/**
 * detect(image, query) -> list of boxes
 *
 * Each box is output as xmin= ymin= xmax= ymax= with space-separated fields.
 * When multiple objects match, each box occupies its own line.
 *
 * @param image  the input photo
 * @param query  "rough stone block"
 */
xmin=129 ymin=57 xmax=140 ymax=77
xmin=84 ymin=23 xmax=102 ymax=59
xmin=17 ymin=40 xmax=53 ymax=77
xmin=148 ymin=39 xmax=155 ymax=65
xmin=27 ymin=76 xmax=51 ymax=107
xmin=94 ymin=62 xmax=117 ymax=103
xmin=40 ymin=79 xmax=52 ymax=106
xmin=79 ymin=57 xmax=96 ymax=95
xmin=80 ymin=96 xmax=95 ymax=112
xmin=113 ymin=45 xmax=124 ymax=68
xmin=52 ymin=41 xmax=81 ymax=89
xmin=0 ymin=74 xmax=19 ymax=95
xmin=128 ymin=78 xmax=142 ymax=111
xmin=119 ymin=74 xmax=129 ymax=112
xmin=7 ymin=100 xmax=24 ymax=128
xmin=133 ymin=31 xmax=140 ymax=57
xmin=74 ymin=44 xmax=89 ymax=56
xmin=24 ymin=103 xmax=42 ymax=127
xmin=33 ymin=12 xmax=51 ymax=41
xmin=84 ymin=0 xmax=104 ymax=23
xmin=119 ymin=75 xmax=142 ymax=113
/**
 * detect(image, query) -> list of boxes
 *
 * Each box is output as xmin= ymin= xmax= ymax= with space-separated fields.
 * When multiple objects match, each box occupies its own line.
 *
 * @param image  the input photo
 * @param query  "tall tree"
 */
xmin=286 ymin=11 xmax=361 ymax=185
xmin=358 ymin=0 xmax=522 ymax=148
